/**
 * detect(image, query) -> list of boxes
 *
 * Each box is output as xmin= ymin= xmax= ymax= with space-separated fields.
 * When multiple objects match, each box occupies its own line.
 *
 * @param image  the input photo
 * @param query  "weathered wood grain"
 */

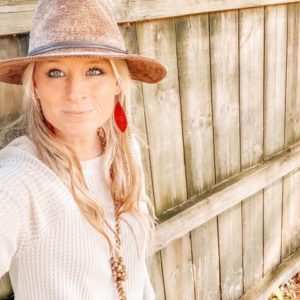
xmin=191 ymin=219 xmax=220 ymax=300
xmin=285 ymin=3 xmax=300 ymax=147
xmin=263 ymin=4 xmax=287 ymax=275
xmin=240 ymin=248 xmax=300 ymax=300
xmin=210 ymin=10 xmax=243 ymax=299
xmin=281 ymin=2 xmax=300 ymax=262
xmin=119 ymin=23 xmax=166 ymax=299
xmin=239 ymin=7 xmax=264 ymax=292
xmin=175 ymin=14 xmax=219 ymax=299
xmin=154 ymin=139 xmax=300 ymax=252
xmin=136 ymin=19 xmax=194 ymax=300
xmin=282 ymin=170 xmax=300 ymax=258
xmin=1 ymin=1 xmax=300 ymax=36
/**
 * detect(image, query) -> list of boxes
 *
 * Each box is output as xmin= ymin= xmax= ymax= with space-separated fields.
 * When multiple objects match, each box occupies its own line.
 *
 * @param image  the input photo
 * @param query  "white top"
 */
xmin=0 ymin=135 xmax=155 ymax=300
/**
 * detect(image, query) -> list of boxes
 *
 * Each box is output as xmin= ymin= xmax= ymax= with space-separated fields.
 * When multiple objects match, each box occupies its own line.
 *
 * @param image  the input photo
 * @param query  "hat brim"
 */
xmin=0 ymin=49 xmax=168 ymax=85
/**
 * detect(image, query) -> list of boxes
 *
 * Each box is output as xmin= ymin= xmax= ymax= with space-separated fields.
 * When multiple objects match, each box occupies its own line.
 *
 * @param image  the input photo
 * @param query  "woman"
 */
xmin=0 ymin=0 xmax=167 ymax=299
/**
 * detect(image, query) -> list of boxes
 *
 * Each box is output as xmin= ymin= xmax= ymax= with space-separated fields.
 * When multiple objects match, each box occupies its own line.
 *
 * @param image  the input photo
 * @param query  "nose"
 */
xmin=65 ymin=72 xmax=87 ymax=102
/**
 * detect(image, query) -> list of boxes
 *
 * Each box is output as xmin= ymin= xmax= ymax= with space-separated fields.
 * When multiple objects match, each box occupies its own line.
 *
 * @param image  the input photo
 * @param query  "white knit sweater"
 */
xmin=0 ymin=135 xmax=155 ymax=300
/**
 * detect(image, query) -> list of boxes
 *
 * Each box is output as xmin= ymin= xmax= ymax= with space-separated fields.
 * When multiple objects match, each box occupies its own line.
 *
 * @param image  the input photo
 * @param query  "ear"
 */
xmin=34 ymin=88 xmax=39 ymax=99
xmin=33 ymin=80 xmax=39 ymax=98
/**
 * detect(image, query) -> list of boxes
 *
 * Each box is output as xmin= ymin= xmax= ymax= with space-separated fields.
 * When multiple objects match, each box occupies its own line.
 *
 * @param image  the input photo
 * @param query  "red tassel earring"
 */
xmin=114 ymin=101 xmax=127 ymax=132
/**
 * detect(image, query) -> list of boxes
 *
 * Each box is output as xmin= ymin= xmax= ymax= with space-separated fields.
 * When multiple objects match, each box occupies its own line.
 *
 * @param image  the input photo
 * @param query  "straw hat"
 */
xmin=0 ymin=0 xmax=167 ymax=85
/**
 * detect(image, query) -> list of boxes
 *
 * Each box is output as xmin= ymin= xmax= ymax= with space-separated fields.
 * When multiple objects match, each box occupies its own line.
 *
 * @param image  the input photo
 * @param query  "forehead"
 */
xmin=37 ymin=57 xmax=110 ymax=66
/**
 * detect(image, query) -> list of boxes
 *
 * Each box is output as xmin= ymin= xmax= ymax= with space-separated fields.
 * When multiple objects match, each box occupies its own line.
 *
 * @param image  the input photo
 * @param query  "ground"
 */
xmin=269 ymin=273 xmax=300 ymax=300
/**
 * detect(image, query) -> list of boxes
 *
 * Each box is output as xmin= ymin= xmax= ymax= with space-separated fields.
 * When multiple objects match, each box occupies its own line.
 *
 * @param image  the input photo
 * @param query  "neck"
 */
xmin=56 ymin=132 xmax=103 ymax=161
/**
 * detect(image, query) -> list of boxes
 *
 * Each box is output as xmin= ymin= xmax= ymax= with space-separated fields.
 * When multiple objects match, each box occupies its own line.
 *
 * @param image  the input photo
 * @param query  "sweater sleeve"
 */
xmin=143 ymin=266 xmax=156 ymax=300
xmin=0 ymin=190 xmax=24 ymax=279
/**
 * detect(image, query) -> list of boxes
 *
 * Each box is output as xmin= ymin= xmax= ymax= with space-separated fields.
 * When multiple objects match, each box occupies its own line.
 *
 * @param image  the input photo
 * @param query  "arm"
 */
xmin=143 ymin=264 xmax=156 ymax=300
xmin=0 ymin=190 xmax=24 ymax=279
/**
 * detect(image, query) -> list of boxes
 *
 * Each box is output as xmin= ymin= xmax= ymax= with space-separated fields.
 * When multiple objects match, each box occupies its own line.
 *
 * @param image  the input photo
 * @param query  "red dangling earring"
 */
xmin=114 ymin=101 xmax=127 ymax=132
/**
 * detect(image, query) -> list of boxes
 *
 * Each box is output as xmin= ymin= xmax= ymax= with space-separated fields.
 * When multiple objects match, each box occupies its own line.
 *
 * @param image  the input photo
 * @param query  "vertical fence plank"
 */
xmin=263 ymin=180 xmax=283 ymax=272
xmin=282 ymin=3 xmax=300 ymax=261
xmin=175 ymin=15 xmax=215 ymax=197
xmin=264 ymin=5 xmax=287 ymax=158
xmin=263 ymin=4 xmax=287 ymax=275
xmin=160 ymin=237 xmax=195 ymax=300
xmin=285 ymin=2 xmax=300 ymax=148
xmin=136 ymin=19 xmax=194 ymax=300
xmin=210 ymin=11 xmax=240 ymax=184
xmin=282 ymin=169 xmax=300 ymax=258
xmin=175 ymin=14 xmax=219 ymax=300
xmin=148 ymin=251 xmax=166 ymax=300
xmin=210 ymin=11 xmax=242 ymax=299
xmin=239 ymin=7 xmax=264 ymax=292
xmin=136 ymin=21 xmax=187 ymax=214
xmin=239 ymin=8 xmax=264 ymax=170
xmin=242 ymin=193 xmax=264 ymax=290
xmin=191 ymin=219 xmax=219 ymax=300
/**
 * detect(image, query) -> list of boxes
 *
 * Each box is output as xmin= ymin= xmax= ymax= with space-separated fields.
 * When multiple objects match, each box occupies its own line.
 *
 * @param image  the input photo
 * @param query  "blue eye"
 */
xmin=47 ymin=67 xmax=104 ymax=78
xmin=48 ymin=69 xmax=63 ymax=78
xmin=87 ymin=67 xmax=104 ymax=76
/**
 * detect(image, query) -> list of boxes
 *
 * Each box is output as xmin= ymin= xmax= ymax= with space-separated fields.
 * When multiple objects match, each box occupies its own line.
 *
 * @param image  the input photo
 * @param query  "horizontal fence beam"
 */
xmin=154 ymin=140 xmax=300 ymax=252
xmin=240 ymin=248 xmax=300 ymax=299
xmin=0 ymin=0 xmax=300 ymax=36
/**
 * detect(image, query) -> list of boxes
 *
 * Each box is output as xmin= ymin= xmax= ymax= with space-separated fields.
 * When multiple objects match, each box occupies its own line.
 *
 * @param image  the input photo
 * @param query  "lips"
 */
xmin=63 ymin=109 xmax=93 ymax=115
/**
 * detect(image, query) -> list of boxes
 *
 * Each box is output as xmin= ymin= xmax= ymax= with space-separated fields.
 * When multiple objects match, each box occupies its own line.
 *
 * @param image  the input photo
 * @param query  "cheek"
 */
xmin=39 ymin=101 xmax=59 ymax=124
xmin=93 ymin=84 xmax=116 ymax=111
xmin=96 ymin=95 xmax=115 ymax=120
xmin=38 ymin=90 xmax=61 ymax=121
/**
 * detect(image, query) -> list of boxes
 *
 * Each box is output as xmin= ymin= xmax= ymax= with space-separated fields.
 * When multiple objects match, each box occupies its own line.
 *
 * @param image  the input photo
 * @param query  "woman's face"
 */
xmin=33 ymin=57 xmax=121 ymax=140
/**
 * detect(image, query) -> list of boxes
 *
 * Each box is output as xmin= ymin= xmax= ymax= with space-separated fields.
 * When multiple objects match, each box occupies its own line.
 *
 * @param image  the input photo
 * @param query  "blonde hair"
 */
xmin=0 ymin=58 xmax=157 ymax=269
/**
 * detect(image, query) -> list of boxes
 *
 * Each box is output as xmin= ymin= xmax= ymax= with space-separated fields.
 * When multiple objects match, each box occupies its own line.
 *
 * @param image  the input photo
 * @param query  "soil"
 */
xmin=269 ymin=273 xmax=300 ymax=300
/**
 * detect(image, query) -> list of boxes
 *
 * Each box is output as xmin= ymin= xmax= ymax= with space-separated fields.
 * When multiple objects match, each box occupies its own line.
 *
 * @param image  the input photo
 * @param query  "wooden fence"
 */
xmin=1 ymin=0 xmax=300 ymax=299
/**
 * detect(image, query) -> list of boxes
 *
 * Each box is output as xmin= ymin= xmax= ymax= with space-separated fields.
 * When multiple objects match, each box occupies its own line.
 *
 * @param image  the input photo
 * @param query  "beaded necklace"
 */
xmin=110 ymin=200 xmax=128 ymax=300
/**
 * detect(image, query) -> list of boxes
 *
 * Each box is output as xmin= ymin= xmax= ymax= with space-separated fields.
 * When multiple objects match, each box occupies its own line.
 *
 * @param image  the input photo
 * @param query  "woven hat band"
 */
xmin=28 ymin=41 xmax=131 ymax=56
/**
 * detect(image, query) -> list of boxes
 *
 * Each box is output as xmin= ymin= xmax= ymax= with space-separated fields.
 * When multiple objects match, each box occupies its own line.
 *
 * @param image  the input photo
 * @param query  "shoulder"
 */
xmin=0 ymin=134 xmax=75 ymax=217
xmin=0 ymin=135 xmax=39 ymax=190
xmin=0 ymin=136 xmax=78 ymax=252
